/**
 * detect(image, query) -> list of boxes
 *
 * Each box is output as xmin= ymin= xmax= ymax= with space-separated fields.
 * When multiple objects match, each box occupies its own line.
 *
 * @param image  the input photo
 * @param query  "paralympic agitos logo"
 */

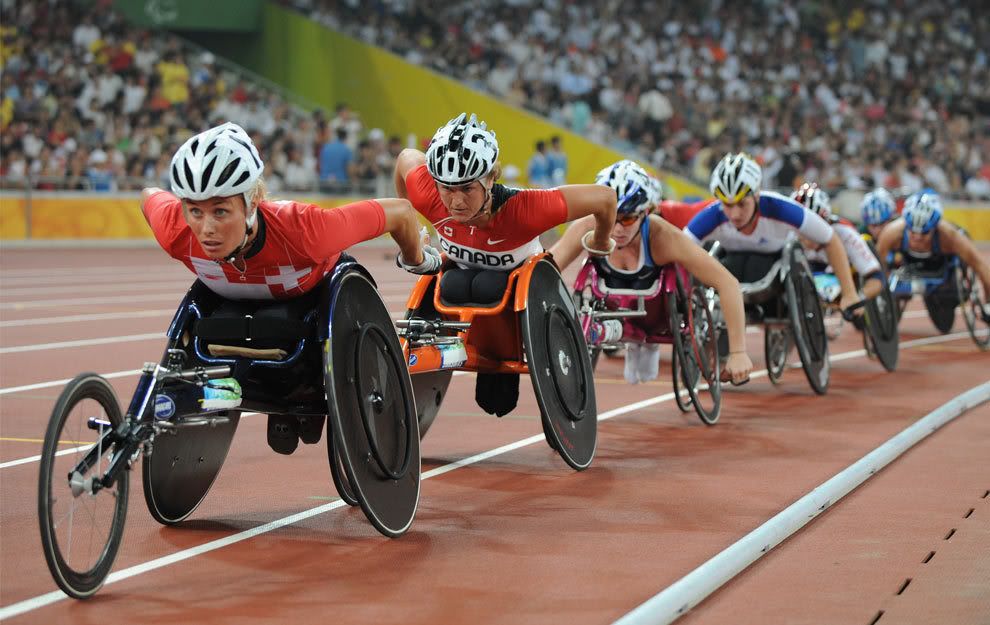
xmin=440 ymin=239 xmax=515 ymax=267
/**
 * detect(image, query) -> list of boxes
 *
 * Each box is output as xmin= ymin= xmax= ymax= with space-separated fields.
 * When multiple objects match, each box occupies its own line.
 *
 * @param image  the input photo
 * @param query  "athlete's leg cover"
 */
xmin=475 ymin=372 xmax=520 ymax=417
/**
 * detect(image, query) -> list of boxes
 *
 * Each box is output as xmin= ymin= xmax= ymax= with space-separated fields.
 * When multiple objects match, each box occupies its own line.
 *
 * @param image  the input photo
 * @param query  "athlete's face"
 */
xmin=907 ymin=229 xmax=933 ymax=251
xmin=611 ymin=214 xmax=643 ymax=247
xmin=436 ymin=178 xmax=489 ymax=222
xmin=183 ymin=195 xmax=251 ymax=259
xmin=722 ymin=195 xmax=757 ymax=231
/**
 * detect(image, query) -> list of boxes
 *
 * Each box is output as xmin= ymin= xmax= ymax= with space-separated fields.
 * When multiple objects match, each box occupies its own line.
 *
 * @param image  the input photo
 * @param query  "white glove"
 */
xmin=397 ymin=245 xmax=442 ymax=275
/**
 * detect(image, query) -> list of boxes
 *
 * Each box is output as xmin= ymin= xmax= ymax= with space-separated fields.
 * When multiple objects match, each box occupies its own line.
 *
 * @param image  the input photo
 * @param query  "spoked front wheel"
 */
xmin=38 ymin=373 xmax=129 ymax=599
xmin=958 ymin=263 xmax=990 ymax=350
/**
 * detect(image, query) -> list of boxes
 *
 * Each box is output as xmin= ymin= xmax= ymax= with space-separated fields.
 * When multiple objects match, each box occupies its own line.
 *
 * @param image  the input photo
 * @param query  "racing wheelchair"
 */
xmin=396 ymin=253 xmax=597 ymax=471
xmin=570 ymin=257 xmax=722 ymax=425
xmin=38 ymin=257 xmax=419 ymax=599
xmin=716 ymin=239 xmax=831 ymax=394
xmin=889 ymin=256 xmax=990 ymax=350
xmin=809 ymin=239 xmax=899 ymax=371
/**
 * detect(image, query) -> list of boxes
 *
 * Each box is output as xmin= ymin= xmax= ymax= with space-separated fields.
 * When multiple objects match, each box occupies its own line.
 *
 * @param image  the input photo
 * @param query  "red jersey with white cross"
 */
xmin=143 ymin=190 xmax=385 ymax=300
xmin=405 ymin=164 xmax=568 ymax=270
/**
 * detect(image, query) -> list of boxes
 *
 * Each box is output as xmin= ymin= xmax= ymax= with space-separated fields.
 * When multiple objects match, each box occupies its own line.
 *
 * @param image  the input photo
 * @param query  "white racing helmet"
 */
xmin=425 ymin=113 xmax=499 ymax=185
xmin=710 ymin=152 xmax=762 ymax=204
xmin=170 ymin=122 xmax=264 ymax=226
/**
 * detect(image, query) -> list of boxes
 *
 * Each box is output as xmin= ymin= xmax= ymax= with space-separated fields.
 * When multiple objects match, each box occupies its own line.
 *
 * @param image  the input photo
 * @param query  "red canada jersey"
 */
xmin=405 ymin=164 xmax=568 ymax=270
xmin=658 ymin=199 xmax=717 ymax=230
xmin=144 ymin=190 xmax=385 ymax=300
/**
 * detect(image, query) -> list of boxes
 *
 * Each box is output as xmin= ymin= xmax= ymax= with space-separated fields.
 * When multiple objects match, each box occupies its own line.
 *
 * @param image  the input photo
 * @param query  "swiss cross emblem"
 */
xmin=266 ymin=265 xmax=311 ymax=292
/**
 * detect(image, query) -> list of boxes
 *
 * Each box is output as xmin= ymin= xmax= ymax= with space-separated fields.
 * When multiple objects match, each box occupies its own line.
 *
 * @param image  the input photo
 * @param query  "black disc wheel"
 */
xmin=38 ymin=374 xmax=128 ymax=599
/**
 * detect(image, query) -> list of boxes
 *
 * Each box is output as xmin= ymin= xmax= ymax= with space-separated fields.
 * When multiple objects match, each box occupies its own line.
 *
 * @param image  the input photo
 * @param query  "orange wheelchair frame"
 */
xmin=396 ymin=253 xmax=598 ymax=470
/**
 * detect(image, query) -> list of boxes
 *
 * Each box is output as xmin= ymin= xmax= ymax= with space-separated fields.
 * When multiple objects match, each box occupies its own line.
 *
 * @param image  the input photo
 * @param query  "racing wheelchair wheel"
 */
xmin=668 ymin=280 xmax=721 ymax=425
xmin=327 ymin=432 xmax=359 ymax=507
xmin=957 ymin=262 xmax=990 ymax=350
xmin=38 ymin=373 xmax=128 ymax=599
xmin=764 ymin=327 xmax=790 ymax=385
xmin=784 ymin=243 xmax=830 ymax=395
xmin=325 ymin=269 xmax=420 ymax=537
xmin=670 ymin=349 xmax=692 ymax=414
xmin=860 ymin=243 xmax=899 ymax=371
xmin=522 ymin=258 xmax=597 ymax=470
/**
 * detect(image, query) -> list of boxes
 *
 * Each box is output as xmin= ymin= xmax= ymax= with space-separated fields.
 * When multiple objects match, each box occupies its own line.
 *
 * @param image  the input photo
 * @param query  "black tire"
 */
xmin=38 ymin=374 xmax=128 ymax=599
xmin=764 ymin=327 xmax=790 ymax=385
xmin=785 ymin=250 xmax=830 ymax=395
xmin=670 ymin=348 xmax=692 ymax=413
xmin=669 ymin=285 xmax=721 ymax=426
xmin=327 ymin=427 xmax=359 ymax=506
xmin=958 ymin=262 xmax=990 ymax=350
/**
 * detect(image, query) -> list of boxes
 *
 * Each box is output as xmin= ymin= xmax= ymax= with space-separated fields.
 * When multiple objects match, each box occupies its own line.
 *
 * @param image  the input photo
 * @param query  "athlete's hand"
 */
xmin=721 ymin=351 xmax=752 ymax=386
xmin=840 ymin=292 xmax=864 ymax=319
xmin=397 ymin=245 xmax=442 ymax=275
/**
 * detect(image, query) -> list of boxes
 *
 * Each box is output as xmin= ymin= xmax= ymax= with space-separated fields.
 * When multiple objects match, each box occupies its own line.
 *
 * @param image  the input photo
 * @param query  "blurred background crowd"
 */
xmin=2 ymin=0 xmax=989 ymax=199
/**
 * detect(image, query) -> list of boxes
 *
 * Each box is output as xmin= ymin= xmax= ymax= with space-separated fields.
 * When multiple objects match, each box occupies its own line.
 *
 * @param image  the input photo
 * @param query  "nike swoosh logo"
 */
xmin=487 ymin=238 xmax=506 ymax=245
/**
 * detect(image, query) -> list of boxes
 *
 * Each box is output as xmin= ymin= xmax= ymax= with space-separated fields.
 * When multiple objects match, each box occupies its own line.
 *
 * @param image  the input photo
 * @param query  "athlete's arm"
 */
xmin=380 ymin=198 xmax=427 ymax=266
xmin=941 ymin=222 xmax=990 ymax=294
xmin=393 ymin=149 xmax=426 ymax=200
xmin=650 ymin=218 xmax=751 ymax=384
xmin=557 ymin=184 xmax=617 ymax=253
xmin=874 ymin=219 xmax=905 ymax=271
xmin=140 ymin=187 xmax=167 ymax=224
xmin=548 ymin=215 xmax=595 ymax=271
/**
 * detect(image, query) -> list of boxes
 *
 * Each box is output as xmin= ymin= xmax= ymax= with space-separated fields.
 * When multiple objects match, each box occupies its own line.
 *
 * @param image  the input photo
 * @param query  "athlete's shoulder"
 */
xmin=758 ymin=191 xmax=806 ymax=224
xmin=685 ymin=202 xmax=728 ymax=235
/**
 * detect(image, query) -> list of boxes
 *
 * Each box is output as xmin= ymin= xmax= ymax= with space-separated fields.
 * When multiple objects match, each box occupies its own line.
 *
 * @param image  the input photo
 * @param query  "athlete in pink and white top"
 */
xmin=141 ymin=122 xmax=439 ymax=301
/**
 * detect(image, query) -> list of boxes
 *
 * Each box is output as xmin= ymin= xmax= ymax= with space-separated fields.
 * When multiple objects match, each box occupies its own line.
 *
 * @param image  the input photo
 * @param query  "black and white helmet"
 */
xmin=791 ymin=182 xmax=832 ymax=220
xmin=426 ymin=113 xmax=499 ymax=185
xmin=170 ymin=122 xmax=264 ymax=209
xmin=710 ymin=152 xmax=762 ymax=204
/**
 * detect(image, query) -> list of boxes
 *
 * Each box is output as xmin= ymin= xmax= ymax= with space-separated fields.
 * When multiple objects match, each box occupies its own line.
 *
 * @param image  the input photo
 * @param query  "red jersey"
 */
xmin=658 ymin=199 xmax=717 ymax=230
xmin=405 ymin=164 xmax=568 ymax=270
xmin=144 ymin=191 xmax=385 ymax=300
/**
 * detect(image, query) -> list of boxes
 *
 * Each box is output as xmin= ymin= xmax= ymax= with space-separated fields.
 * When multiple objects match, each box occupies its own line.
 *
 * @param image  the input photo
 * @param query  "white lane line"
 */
xmin=0 ymin=292 xmax=411 ymax=310
xmin=612 ymin=381 xmax=990 ymax=625
xmin=0 ymin=282 xmax=196 ymax=297
xmin=0 ymin=412 xmax=261 ymax=470
xmin=0 ymin=369 xmax=144 ymax=398
xmin=0 ymin=334 xmax=165 ymax=355
xmin=0 ymin=310 xmax=175 ymax=328
xmin=0 ymin=331 xmax=983 ymax=617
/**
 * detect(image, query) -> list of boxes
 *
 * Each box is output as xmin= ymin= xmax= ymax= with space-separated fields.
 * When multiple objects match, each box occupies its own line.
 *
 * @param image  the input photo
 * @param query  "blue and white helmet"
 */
xmin=902 ymin=189 xmax=943 ymax=234
xmin=860 ymin=188 xmax=896 ymax=226
xmin=425 ymin=113 xmax=499 ymax=185
xmin=710 ymin=152 xmax=762 ymax=204
xmin=595 ymin=160 xmax=654 ymax=216
xmin=170 ymin=122 xmax=263 ymax=211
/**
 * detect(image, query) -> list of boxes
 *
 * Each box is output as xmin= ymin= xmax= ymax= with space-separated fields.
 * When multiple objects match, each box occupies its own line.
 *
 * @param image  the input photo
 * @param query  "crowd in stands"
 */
xmin=0 ymin=0 xmax=399 ymax=194
xmin=286 ymin=0 xmax=990 ymax=199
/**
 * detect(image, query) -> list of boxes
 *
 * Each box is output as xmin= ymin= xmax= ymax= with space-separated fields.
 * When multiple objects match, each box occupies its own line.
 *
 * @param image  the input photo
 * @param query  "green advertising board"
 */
xmin=113 ymin=0 xmax=262 ymax=31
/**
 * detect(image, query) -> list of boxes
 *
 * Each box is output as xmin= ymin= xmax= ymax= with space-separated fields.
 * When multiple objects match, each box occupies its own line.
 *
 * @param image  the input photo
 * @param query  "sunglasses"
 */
xmin=616 ymin=213 xmax=644 ymax=226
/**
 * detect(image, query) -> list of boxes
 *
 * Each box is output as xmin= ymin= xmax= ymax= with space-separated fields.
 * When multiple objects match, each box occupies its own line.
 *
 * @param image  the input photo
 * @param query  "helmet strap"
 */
xmin=222 ymin=201 xmax=259 ymax=264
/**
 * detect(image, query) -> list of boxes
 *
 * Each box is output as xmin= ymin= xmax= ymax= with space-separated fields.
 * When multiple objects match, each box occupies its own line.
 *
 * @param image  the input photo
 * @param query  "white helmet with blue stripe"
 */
xmin=595 ymin=160 xmax=654 ymax=217
xmin=902 ymin=189 xmax=943 ymax=234
xmin=860 ymin=188 xmax=896 ymax=226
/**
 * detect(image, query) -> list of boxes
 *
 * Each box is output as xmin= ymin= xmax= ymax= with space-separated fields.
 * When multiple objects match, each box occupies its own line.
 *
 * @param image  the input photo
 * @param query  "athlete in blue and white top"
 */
xmin=684 ymin=153 xmax=861 ymax=313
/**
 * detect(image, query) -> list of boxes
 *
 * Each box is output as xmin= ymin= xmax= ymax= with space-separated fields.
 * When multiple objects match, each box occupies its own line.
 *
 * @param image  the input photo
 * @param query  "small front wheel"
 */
xmin=38 ymin=373 xmax=129 ymax=599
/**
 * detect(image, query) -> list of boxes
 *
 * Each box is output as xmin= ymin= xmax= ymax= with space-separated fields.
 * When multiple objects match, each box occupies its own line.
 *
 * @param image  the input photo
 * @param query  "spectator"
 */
xmin=527 ymin=139 xmax=550 ymax=188
xmin=547 ymin=135 xmax=567 ymax=185
xmin=319 ymin=127 xmax=352 ymax=186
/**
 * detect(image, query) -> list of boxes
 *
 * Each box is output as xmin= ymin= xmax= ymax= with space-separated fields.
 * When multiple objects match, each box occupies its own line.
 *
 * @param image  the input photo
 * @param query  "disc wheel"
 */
xmin=38 ymin=374 xmax=128 ymax=599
